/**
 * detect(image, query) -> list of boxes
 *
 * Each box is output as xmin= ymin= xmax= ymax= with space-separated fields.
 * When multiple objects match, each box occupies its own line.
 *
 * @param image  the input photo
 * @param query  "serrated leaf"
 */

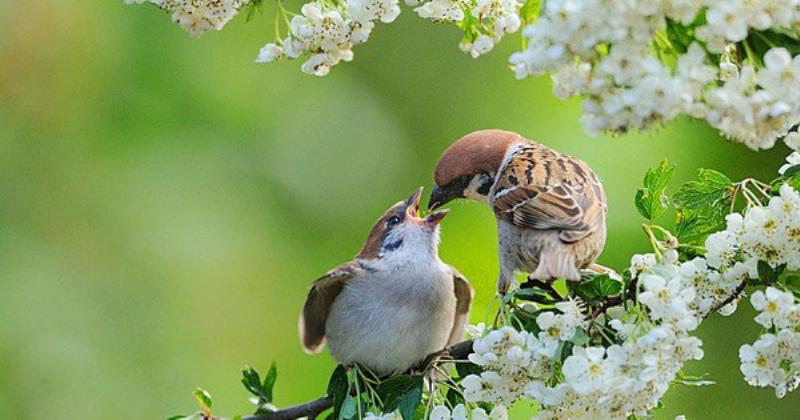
xmin=635 ymin=160 xmax=675 ymax=221
xmin=193 ymin=388 xmax=212 ymax=414
xmin=674 ymin=168 xmax=734 ymax=244
xmin=575 ymin=274 xmax=622 ymax=300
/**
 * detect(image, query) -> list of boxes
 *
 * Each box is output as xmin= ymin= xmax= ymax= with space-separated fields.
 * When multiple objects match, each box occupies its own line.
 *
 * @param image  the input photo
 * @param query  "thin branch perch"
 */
xmin=243 ymin=340 xmax=474 ymax=420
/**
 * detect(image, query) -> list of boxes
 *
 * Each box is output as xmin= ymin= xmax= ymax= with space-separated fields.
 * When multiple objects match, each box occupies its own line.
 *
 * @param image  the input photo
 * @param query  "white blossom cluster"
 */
xmin=509 ymin=0 xmax=800 ymax=149
xmin=125 ymin=0 xmax=248 ymax=37
xmin=411 ymin=0 xmax=522 ymax=58
xmin=629 ymin=250 xmax=745 ymax=319
xmin=255 ymin=0 xmax=400 ymax=76
xmin=739 ymin=287 xmax=800 ymax=398
xmin=429 ymin=403 xmax=508 ymax=420
xmin=706 ymin=183 xmax=800 ymax=273
xmin=526 ymin=261 xmax=705 ymax=420
xmin=457 ymin=271 xmax=709 ymax=420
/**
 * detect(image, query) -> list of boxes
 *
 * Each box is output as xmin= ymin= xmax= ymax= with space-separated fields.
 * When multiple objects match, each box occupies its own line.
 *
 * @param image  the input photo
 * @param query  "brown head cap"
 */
xmin=433 ymin=129 xmax=525 ymax=187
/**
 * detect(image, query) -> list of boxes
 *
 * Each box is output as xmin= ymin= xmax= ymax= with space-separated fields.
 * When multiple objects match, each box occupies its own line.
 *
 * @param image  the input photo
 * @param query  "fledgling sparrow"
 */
xmin=299 ymin=188 xmax=473 ymax=375
xmin=428 ymin=129 xmax=608 ymax=294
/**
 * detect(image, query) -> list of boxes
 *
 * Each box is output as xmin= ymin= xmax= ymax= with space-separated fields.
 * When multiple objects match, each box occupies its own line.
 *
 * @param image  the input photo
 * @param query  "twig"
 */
xmin=708 ymin=280 xmax=747 ymax=316
xmin=242 ymin=340 xmax=475 ymax=420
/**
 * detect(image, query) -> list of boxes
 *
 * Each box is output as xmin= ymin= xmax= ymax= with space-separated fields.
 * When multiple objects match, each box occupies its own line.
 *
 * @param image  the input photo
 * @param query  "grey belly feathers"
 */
xmin=325 ymin=267 xmax=456 ymax=375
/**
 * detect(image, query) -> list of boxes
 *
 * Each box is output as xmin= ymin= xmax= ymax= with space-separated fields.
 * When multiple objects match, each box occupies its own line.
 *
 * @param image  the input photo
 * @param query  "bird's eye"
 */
xmin=386 ymin=216 xmax=402 ymax=227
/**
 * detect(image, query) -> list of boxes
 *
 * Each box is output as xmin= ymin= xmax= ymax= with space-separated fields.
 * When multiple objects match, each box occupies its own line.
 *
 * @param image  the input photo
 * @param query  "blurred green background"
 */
xmin=0 ymin=2 xmax=797 ymax=419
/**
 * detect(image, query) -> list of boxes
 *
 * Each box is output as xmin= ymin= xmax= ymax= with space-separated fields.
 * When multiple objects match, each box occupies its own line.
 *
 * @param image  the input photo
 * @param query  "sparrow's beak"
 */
xmin=428 ymin=184 xmax=459 ymax=211
xmin=405 ymin=187 xmax=448 ymax=227
xmin=404 ymin=187 xmax=423 ymax=218
xmin=424 ymin=208 xmax=449 ymax=226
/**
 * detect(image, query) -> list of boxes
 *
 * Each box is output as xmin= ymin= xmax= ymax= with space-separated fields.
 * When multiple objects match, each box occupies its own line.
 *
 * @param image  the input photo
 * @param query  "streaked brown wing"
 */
xmin=492 ymin=145 xmax=606 ymax=243
xmin=299 ymin=262 xmax=360 ymax=353
xmin=447 ymin=268 xmax=473 ymax=346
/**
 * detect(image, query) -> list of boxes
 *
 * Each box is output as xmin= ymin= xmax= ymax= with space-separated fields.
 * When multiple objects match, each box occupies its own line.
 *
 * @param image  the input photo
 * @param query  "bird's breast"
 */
xmin=324 ymin=263 xmax=456 ymax=374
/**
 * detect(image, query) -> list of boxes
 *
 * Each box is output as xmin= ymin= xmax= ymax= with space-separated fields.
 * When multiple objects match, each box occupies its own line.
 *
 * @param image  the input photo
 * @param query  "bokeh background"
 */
xmin=1 ymin=2 xmax=798 ymax=419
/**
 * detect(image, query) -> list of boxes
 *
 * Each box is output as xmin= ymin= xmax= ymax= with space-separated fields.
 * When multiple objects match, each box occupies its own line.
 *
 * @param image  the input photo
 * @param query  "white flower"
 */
xmin=751 ymin=287 xmax=796 ymax=329
xmin=430 ymin=405 xmax=451 ymax=420
xmin=255 ymin=43 xmax=283 ymax=63
xmin=785 ymin=132 xmax=800 ymax=151
xmin=562 ymin=347 xmax=610 ymax=395
xmin=414 ymin=0 xmax=465 ymax=21
xmin=740 ymin=334 xmax=781 ymax=387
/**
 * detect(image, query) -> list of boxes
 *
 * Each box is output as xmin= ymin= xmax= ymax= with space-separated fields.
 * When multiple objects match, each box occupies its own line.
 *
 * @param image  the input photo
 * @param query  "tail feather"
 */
xmin=531 ymin=249 xmax=580 ymax=281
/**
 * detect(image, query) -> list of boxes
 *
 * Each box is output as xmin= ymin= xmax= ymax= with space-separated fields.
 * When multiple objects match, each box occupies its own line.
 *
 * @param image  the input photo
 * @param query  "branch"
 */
xmin=708 ymin=280 xmax=747 ymax=315
xmin=243 ymin=340 xmax=474 ymax=420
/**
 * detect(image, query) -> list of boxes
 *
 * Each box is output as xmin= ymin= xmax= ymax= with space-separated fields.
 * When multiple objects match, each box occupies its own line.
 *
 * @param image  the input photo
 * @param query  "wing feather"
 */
xmin=492 ymin=145 xmax=606 ymax=243
xmin=447 ymin=269 xmax=473 ymax=346
xmin=299 ymin=262 xmax=360 ymax=353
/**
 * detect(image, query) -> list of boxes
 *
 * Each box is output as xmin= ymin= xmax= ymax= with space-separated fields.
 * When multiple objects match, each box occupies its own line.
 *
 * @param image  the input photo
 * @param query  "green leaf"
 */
xmin=635 ymin=160 xmax=675 ymax=221
xmin=263 ymin=362 xmax=278 ymax=402
xmin=327 ymin=365 xmax=349 ymax=419
xmin=193 ymin=388 xmax=212 ymax=414
xmin=519 ymin=0 xmax=542 ymax=23
xmin=339 ymin=395 xmax=356 ymax=420
xmin=446 ymin=387 xmax=465 ymax=407
xmin=575 ymin=274 xmax=622 ymax=300
xmin=378 ymin=375 xmax=423 ymax=414
xmin=397 ymin=381 xmax=423 ymax=420
xmin=783 ymin=164 xmax=800 ymax=178
xmin=780 ymin=272 xmax=800 ymax=293
xmin=570 ymin=328 xmax=590 ymax=347
xmin=513 ymin=288 xmax=559 ymax=304
xmin=674 ymin=168 xmax=735 ymax=244
xmin=241 ymin=365 xmax=263 ymax=398
xmin=757 ymin=260 xmax=785 ymax=284
xmin=454 ymin=360 xmax=483 ymax=378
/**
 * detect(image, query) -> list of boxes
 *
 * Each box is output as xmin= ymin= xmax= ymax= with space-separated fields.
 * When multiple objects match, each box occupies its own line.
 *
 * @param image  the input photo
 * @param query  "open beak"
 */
xmin=405 ymin=187 xmax=423 ymax=218
xmin=405 ymin=187 xmax=449 ymax=226
xmin=425 ymin=208 xmax=449 ymax=226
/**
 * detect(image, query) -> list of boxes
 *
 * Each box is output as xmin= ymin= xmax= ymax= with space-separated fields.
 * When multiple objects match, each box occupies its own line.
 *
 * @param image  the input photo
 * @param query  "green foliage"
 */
xmin=572 ymin=274 xmax=622 ymax=302
xmin=519 ymin=0 xmax=543 ymax=23
xmin=756 ymin=261 xmax=787 ymax=285
xmin=244 ymin=0 xmax=265 ymax=22
xmin=635 ymin=160 xmax=675 ymax=221
xmin=777 ymin=164 xmax=800 ymax=191
xmin=194 ymin=387 xmax=213 ymax=416
xmin=327 ymin=365 xmax=350 ymax=419
xmin=242 ymin=362 xmax=278 ymax=414
xmin=674 ymin=168 xmax=735 ymax=244
xmin=377 ymin=375 xmax=424 ymax=417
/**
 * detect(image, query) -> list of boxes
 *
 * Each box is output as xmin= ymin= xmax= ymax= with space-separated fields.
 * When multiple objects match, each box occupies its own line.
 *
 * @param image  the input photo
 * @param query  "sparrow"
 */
xmin=428 ymin=129 xmax=608 ymax=294
xmin=299 ymin=188 xmax=473 ymax=375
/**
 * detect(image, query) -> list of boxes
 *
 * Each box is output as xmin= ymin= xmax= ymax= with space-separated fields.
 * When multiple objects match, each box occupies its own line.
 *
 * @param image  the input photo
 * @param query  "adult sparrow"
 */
xmin=428 ymin=129 xmax=607 ymax=294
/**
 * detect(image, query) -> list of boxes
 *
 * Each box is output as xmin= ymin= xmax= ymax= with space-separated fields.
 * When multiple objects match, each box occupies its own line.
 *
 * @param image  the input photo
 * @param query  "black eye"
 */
xmin=386 ymin=216 xmax=401 ymax=227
